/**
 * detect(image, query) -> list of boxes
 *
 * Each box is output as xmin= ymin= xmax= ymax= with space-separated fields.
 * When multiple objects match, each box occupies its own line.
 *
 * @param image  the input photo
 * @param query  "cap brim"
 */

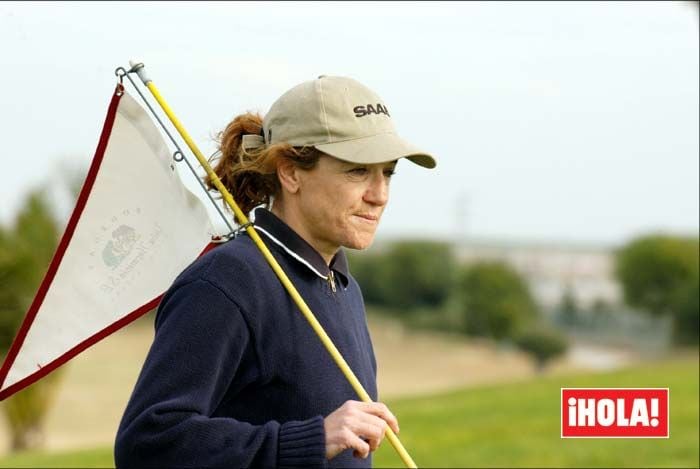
xmin=314 ymin=132 xmax=437 ymax=169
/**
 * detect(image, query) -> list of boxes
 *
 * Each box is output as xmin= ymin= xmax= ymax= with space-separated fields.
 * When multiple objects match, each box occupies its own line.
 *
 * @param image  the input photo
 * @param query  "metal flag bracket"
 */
xmin=114 ymin=65 xmax=237 ymax=242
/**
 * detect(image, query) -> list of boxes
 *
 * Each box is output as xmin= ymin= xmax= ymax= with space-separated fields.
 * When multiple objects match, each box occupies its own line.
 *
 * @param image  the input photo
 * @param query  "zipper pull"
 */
xmin=327 ymin=270 xmax=337 ymax=293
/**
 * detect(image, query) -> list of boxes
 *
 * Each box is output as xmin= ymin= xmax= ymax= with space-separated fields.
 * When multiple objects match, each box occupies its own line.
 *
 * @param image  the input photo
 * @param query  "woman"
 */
xmin=115 ymin=75 xmax=436 ymax=468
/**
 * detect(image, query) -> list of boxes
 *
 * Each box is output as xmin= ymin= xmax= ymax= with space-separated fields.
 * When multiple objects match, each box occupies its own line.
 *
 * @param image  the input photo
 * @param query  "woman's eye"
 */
xmin=346 ymin=167 xmax=396 ymax=179
xmin=349 ymin=167 xmax=368 ymax=175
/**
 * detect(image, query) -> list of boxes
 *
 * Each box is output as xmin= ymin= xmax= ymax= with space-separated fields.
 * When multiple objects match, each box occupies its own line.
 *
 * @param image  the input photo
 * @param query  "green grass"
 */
xmin=0 ymin=356 xmax=697 ymax=468
xmin=0 ymin=446 xmax=113 ymax=467
xmin=373 ymin=355 xmax=699 ymax=468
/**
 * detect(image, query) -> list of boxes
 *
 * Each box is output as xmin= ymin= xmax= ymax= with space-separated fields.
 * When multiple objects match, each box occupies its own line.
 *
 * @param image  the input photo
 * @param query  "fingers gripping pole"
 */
xmin=128 ymin=62 xmax=417 ymax=469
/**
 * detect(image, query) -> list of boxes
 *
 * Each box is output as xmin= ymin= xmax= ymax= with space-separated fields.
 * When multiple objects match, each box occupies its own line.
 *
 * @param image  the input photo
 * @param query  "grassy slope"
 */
xmin=0 ymin=356 xmax=697 ymax=468
xmin=373 ymin=355 xmax=698 ymax=468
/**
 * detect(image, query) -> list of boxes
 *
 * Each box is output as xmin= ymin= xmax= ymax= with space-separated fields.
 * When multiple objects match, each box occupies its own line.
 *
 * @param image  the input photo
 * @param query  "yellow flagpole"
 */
xmin=129 ymin=62 xmax=417 ymax=468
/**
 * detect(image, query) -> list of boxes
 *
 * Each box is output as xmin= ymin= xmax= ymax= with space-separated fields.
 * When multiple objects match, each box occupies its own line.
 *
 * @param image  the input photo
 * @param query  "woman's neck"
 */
xmin=270 ymin=203 xmax=338 ymax=266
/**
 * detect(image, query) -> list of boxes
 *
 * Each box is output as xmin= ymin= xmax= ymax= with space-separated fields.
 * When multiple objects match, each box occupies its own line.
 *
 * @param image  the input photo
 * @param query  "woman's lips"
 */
xmin=354 ymin=214 xmax=379 ymax=223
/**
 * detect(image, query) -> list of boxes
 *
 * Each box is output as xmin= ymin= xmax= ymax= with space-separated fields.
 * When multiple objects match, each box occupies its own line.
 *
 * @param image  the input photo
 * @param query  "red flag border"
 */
xmin=0 ymin=84 xmax=216 ymax=401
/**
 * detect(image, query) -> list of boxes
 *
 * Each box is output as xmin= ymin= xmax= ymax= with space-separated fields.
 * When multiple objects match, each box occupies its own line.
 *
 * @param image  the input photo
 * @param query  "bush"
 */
xmin=345 ymin=249 xmax=387 ymax=305
xmin=514 ymin=328 xmax=568 ymax=371
xmin=348 ymin=240 xmax=456 ymax=310
xmin=615 ymin=234 xmax=699 ymax=344
xmin=455 ymin=261 xmax=539 ymax=340
xmin=0 ymin=190 xmax=63 ymax=451
xmin=672 ymin=278 xmax=699 ymax=345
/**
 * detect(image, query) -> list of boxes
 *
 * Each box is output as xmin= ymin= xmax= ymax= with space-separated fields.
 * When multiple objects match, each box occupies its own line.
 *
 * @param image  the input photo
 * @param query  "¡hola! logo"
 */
xmin=561 ymin=388 xmax=669 ymax=438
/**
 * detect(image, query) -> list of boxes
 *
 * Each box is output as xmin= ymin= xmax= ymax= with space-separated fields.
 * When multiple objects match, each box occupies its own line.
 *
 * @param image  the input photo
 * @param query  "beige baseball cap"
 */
xmin=260 ymin=75 xmax=436 ymax=169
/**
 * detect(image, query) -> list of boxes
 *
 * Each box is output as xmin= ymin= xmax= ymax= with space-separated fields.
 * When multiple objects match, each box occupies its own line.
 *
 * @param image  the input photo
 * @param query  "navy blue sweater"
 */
xmin=114 ymin=208 xmax=378 ymax=468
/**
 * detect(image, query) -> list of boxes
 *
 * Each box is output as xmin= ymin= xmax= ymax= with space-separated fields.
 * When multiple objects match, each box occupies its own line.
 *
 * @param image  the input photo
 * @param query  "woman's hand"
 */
xmin=323 ymin=400 xmax=400 ymax=460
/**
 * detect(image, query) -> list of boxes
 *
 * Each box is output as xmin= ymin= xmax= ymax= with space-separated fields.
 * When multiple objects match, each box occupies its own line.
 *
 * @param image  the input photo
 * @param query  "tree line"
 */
xmin=348 ymin=241 xmax=568 ymax=371
xmin=348 ymin=234 xmax=698 ymax=362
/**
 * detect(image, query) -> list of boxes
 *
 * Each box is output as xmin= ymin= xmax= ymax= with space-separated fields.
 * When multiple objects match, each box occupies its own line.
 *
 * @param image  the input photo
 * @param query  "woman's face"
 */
xmin=288 ymin=155 xmax=397 ymax=259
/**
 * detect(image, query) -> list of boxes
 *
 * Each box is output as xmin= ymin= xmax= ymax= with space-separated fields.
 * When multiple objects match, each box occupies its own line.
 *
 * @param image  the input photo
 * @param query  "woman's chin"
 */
xmin=343 ymin=233 xmax=376 ymax=251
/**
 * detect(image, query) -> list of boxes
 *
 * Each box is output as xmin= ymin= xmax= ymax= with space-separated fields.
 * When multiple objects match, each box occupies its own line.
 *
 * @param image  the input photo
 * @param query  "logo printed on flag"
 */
xmin=0 ymin=85 xmax=217 ymax=400
xmin=561 ymin=388 xmax=669 ymax=438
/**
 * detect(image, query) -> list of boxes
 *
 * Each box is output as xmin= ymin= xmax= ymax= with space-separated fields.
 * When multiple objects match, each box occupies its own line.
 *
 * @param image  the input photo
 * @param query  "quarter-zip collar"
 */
xmin=252 ymin=207 xmax=350 ymax=289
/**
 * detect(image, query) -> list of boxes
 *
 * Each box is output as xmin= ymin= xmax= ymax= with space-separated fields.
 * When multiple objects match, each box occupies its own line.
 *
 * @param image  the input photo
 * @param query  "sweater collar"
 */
xmin=252 ymin=207 xmax=350 ymax=288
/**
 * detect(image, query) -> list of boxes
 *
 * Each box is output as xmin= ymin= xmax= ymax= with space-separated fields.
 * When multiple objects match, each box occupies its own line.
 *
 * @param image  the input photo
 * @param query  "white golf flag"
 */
xmin=0 ymin=85 xmax=216 ymax=400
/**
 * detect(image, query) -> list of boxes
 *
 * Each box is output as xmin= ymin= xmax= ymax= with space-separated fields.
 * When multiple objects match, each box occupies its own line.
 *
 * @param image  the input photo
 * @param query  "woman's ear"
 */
xmin=276 ymin=158 xmax=301 ymax=195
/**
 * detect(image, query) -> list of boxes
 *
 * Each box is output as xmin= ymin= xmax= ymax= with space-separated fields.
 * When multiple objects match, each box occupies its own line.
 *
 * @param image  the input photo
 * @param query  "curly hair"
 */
xmin=205 ymin=112 xmax=322 ymax=217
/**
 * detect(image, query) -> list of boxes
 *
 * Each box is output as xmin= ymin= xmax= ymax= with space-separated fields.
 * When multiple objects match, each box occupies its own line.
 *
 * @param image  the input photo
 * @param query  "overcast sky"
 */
xmin=1 ymin=1 xmax=697 ymax=247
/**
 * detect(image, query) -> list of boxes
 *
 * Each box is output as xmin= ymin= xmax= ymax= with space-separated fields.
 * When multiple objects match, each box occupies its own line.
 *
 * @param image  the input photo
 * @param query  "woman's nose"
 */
xmin=363 ymin=171 xmax=389 ymax=206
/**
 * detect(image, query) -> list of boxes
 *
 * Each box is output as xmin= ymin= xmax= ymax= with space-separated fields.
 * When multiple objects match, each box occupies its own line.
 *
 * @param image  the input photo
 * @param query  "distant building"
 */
xmin=453 ymin=239 xmax=623 ymax=312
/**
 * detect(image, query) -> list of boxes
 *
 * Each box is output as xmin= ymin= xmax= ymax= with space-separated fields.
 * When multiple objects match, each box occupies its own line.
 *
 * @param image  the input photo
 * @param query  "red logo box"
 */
xmin=561 ymin=388 xmax=669 ymax=438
